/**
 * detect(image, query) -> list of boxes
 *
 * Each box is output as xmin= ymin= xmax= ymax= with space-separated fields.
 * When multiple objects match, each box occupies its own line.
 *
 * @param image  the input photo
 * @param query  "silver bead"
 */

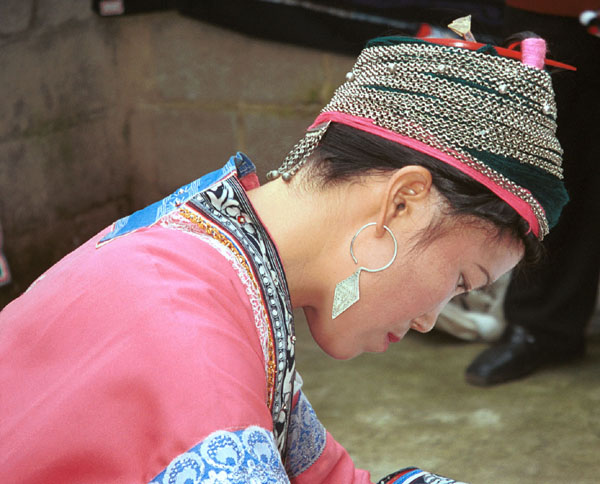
xmin=542 ymin=103 xmax=552 ymax=115
xmin=387 ymin=64 xmax=397 ymax=75
xmin=345 ymin=71 xmax=355 ymax=82
xmin=266 ymin=170 xmax=281 ymax=181
xmin=282 ymin=172 xmax=292 ymax=182
xmin=291 ymin=335 xmax=296 ymax=344
xmin=436 ymin=64 xmax=448 ymax=74
xmin=498 ymin=83 xmax=508 ymax=94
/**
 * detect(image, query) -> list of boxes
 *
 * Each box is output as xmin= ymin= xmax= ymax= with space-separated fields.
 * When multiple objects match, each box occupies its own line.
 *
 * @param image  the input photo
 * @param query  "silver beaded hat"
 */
xmin=267 ymin=36 xmax=570 ymax=240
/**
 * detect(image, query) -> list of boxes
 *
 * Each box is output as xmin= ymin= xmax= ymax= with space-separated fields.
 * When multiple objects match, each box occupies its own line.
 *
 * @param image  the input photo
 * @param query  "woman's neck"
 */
xmin=246 ymin=177 xmax=382 ymax=308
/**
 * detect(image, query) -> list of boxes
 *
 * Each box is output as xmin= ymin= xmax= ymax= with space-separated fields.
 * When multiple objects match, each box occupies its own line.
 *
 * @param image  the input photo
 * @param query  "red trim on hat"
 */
xmin=309 ymin=112 xmax=542 ymax=237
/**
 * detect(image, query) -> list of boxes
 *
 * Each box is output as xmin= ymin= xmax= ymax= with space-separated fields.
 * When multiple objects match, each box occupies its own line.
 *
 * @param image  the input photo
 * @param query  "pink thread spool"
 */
xmin=521 ymin=37 xmax=546 ymax=70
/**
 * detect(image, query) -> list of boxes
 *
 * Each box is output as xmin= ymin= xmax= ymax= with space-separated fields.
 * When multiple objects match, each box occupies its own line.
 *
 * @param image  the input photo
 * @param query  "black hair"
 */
xmin=307 ymin=122 xmax=543 ymax=266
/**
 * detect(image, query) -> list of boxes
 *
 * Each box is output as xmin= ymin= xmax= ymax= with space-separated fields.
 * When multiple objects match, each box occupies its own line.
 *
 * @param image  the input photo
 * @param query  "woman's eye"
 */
xmin=457 ymin=274 xmax=469 ymax=292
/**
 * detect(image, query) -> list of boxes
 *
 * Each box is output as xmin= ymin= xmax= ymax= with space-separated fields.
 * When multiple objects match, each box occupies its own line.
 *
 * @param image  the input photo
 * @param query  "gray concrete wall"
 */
xmin=0 ymin=1 xmax=354 ymax=307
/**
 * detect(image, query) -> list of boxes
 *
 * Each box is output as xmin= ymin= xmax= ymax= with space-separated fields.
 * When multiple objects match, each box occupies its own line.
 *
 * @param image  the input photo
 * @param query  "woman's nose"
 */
xmin=411 ymin=311 xmax=439 ymax=333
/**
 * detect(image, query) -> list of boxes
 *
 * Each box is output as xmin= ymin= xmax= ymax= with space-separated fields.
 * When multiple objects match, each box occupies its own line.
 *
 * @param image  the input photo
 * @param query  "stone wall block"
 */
xmin=142 ymin=14 xmax=327 ymax=107
xmin=0 ymin=21 xmax=119 ymax=141
xmin=0 ymin=116 xmax=129 ymax=236
xmin=238 ymin=40 xmax=330 ymax=106
xmin=112 ymin=13 xmax=240 ymax=105
xmin=0 ymin=139 xmax=47 ymax=233
xmin=149 ymin=15 xmax=247 ymax=105
xmin=36 ymin=0 xmax=94 ymax=29
xmin=112 ymin=14 xmax=161 ymax=104
xmin=128 ymin=104 xmax=237 ymax=209
xmin=0 ymin=0 xmax=33 ymax=36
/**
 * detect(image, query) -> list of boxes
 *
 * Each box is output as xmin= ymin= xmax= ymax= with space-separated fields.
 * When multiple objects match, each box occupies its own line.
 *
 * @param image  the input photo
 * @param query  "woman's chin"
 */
xmin=302 ymin=306 xmax=369 ymax=359
xmin=316 ymin=337 xmax=360 ymax=360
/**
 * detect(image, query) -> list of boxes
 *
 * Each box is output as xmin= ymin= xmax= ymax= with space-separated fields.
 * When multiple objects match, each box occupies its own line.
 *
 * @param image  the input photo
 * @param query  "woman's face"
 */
xmin=303 ymin=221 xmax=523 ymax=360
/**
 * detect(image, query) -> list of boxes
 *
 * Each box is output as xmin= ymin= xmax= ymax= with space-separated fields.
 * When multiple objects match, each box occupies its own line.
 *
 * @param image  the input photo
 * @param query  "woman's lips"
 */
xmin=387 ymin=332 xmax=401 ymax=343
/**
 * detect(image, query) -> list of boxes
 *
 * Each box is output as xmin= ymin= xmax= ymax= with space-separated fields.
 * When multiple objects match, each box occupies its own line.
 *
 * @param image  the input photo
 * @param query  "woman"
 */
xmin=0 ymin=34 xmax=568 ymax=483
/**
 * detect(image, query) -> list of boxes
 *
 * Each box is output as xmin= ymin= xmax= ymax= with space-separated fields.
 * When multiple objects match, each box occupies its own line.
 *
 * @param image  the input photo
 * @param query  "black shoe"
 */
xmin=465 ymin=324 xmax=585 ymax=387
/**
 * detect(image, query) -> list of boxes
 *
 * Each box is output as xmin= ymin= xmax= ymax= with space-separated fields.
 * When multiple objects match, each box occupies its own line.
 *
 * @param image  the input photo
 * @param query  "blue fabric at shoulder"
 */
xmin=98 ymin=154 xmax=255 ymax=246
xmin=233 ymin=151 xmax=256 ymax=179
xmin=149 ymin=426 xmax=289 ymax=484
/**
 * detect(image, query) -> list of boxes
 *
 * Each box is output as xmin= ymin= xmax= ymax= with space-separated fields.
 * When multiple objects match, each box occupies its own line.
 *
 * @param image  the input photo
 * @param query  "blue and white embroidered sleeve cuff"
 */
xmin=285 ymin=390 xmax=327 ymax=478
xmin=150 ymin=426 xmax=290 ymax=484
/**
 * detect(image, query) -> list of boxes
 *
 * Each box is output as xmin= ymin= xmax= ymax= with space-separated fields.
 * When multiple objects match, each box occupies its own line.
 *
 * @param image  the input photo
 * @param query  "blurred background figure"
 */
xmin=436 ymin=273 xmax=511 ymax=343
xmin=461 ymin=0 xmax=600 ymax=386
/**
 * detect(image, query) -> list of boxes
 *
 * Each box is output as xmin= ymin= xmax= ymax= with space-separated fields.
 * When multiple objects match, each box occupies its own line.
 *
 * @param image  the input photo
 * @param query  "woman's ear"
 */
xmin=375 ymin=166 xmax=433 ymax=237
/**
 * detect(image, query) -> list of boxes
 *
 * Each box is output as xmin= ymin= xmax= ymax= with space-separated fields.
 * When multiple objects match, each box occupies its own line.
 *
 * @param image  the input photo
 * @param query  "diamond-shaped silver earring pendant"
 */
xmin=331 ymin=223 xmax=397 ymax=319
xmin=332 ymin=269 xmax=362 ymax=319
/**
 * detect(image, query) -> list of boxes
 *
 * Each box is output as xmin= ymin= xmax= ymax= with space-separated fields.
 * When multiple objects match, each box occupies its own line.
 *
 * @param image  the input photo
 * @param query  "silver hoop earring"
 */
xmin=332 ymin=222 xmax=398 ymax=319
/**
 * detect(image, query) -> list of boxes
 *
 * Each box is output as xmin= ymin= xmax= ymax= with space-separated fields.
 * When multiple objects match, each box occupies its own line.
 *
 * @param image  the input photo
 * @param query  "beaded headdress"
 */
xmin=267 ymin=34 xmax=571 ymax=239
